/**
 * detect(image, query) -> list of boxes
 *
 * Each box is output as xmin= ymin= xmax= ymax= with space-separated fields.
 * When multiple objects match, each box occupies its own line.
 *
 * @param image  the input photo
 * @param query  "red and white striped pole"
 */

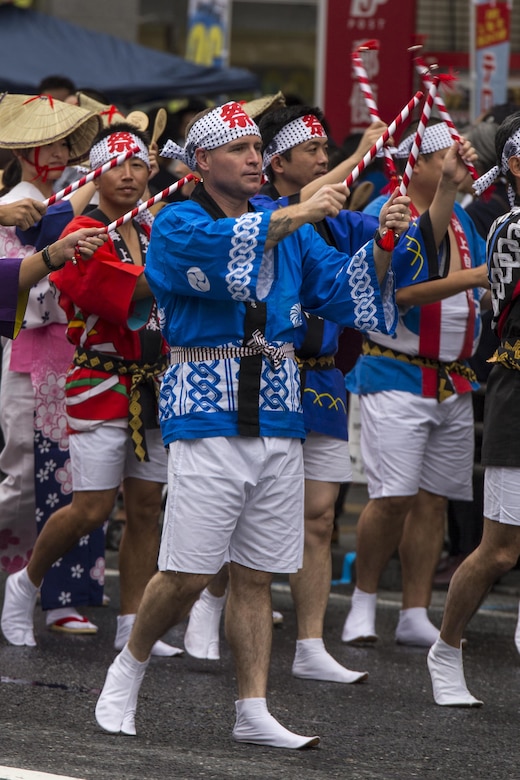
xmin=369 ymin=79 xmax=439 ymax=254
xmin=413 ymin=55 xmax=480 ymax=181
xmin=351 ymin=40 xmax=399 ymax=184
xmin=104 ymin=174 xmax=198 ymax=233
xmin=345 ymin=92 xmax=423 ymax=190
xmin=399 ymin=76 xmax=440 ymax=196
xmin=43 ymin=147 xmax=141 ymax=207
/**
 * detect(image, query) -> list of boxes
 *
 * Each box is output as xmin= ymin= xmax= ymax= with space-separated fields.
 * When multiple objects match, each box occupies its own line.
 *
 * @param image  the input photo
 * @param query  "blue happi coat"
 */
xmin=145 ymin=192 xmax=399 ymax=445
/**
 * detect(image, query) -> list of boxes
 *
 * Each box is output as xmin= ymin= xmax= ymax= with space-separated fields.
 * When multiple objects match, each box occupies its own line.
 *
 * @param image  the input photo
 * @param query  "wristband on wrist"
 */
xmin=41 ymin=244 xmax=65 ymax=271
xmin=373 ymin=228 xmax=398 ymax=252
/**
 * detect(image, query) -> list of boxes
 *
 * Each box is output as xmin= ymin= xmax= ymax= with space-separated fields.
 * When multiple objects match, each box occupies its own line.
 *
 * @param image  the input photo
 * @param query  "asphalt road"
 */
xmin=1 ymin=555 xmax=520 ymax=780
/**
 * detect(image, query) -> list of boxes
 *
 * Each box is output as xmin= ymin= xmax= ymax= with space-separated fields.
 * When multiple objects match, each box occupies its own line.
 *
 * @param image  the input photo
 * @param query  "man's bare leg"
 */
xmin=290 ymin=479 xmax=367 ymax=682
xmin=428 ymin=517 xmax=520 ymax=707
xmin=115 ymin=478 xmax=183 ymax=656
xmin=226 ymin=562 xmax=272 ymax=699
xmin=96 ymin=570 xmax=211 ymax=735
xmin=118 ymin=477 xmax=163 ymax=615
xmin=441 ymin=518 xmax=520 ymax=648
xmin=28 ymin=489 xmax=118 ymax=586
xmin=291 ymin=480 xmax=337 ymax=639
xmin=225 ymin=561 xmax=319 ymax=748
xmin=342 ymin=494 xmax=413 ymax=643
xmin=396 ymin=489 xmax=446 ymax=646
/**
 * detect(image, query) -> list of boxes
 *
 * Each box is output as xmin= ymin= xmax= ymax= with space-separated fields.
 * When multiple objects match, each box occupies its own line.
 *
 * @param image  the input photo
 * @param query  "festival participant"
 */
xmin=434 ymin=116 xmax=504 ymax=586
xmin=92 ymin=101 xmax=418 ymax=748
xmin=342 ymin=120 xmax=488 ymax=649
xmin=0 ymin=94 xmax=106 ymax=632
xmin=180 ymin=102 xmax=419 ymax=672
xmin=427 ymin=110 xmax=520 ymax=706
xmin=182 ymin=104 xmax=478 ymax=685
xmin=0 ymin=227 xmax=107 ymax=337
xmin=1 ymin=122 xmax=180 ymax=657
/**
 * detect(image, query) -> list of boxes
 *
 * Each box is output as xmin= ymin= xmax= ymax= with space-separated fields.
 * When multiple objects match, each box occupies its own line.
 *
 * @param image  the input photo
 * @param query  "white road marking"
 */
xmin=0 ymin=768 xmax=85 ymax=780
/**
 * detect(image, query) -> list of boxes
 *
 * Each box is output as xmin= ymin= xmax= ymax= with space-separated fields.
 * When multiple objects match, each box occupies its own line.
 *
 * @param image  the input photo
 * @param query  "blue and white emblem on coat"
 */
xmin=289 ymin=302 xmax=302 ymax=327
xmin=187 ymin=266 xmax=210 ymax=292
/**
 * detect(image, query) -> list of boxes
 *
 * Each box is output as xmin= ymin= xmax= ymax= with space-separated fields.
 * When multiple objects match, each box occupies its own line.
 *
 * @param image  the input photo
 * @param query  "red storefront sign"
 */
xmin=322 ymin=0 xmax=417 ymax=144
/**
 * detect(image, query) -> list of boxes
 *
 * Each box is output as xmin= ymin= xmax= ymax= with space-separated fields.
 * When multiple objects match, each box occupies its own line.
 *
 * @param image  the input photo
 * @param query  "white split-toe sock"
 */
xmin=341 ymin=587 xmax=378 ymax=644
xmin=95 ymin=643 xmax=150 ymax=735
xmin=292 ymin=638 xmax=368 ymax=683
xmin=395 ymin=607 xmax=440 ymax=647
xmin=1 ymin=568 xmax=38 ymax=646
xmin=184 ymin=588 xmax=225 ymax=660
xmin=232 ymin=697 xmax=320 ymax=749
xmin=114 ymin=614 xmax=183 ymax=657
xmin=427 ymin=638 xmax=483 ymax=707
xmin=514 ymin=601 xmax=520 ymax=654
xmin=46 ymin=607 xmax=98 ymax=634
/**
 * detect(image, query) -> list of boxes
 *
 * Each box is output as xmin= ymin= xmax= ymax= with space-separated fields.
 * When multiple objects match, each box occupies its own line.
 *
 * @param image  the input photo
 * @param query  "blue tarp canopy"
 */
xmin=0 ymin=6 xmax=259 ymax=104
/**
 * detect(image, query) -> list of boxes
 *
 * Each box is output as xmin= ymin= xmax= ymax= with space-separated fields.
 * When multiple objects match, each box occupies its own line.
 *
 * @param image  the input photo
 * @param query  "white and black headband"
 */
xmin=89 ymin=130 xmax=150 ymax=170
xmin=473 ymin=127 xmax=520 ymax=204
xmin=394 ymin=122 xmax=454 ymax=159
xmin=160 ymin=101 xmax=260 ymax=171
xmin=262 ymin=114 xmax=326 ymax=172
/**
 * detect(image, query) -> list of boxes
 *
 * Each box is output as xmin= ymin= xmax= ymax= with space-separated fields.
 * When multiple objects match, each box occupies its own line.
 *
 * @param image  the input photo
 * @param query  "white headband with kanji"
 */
xmin=160 ymin=101 xmax=260 ymax=171
xmin=262 ymin=115 xmax=326 ymax=171
xmin=394 ymin=122 xmax=454 ymax=159
xmin=89 ymin=130 xmax=150 ymax=170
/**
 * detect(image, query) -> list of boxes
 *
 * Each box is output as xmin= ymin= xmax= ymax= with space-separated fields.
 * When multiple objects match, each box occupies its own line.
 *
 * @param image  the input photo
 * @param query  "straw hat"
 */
xmin=0 ymin=92 xmax=27 ymax=114
xmin=242 ymin=91 xmax=286 ymax=120
xmin=0 ymin=94 xmax=102 ymax=164
xmin=76 ymin=92 xmax=149 ymax=133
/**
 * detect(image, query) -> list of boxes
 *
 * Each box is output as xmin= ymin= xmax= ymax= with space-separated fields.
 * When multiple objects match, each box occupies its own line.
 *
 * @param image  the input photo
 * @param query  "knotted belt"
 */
xmin=488 ymin=339 xmax=520 ymax=371
xmin=73 ymin=347 xmax=169 ymax=462
xmin=170 ymin=330 xmax=295 ymax=369
xmin=362 ymin=338 xmax=477 ymax=403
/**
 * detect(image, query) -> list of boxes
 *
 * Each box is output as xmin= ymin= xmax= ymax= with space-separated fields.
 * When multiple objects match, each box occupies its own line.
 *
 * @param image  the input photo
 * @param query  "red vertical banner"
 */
xmin=471 ymin=0 xmax=511 ymax=119
xmin=322 ymin=0 xmax=417 ymax=144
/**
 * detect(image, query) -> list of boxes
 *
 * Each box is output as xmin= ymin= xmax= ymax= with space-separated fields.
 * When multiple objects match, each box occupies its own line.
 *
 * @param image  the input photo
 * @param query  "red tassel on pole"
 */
xmin=377 ymin=229 xmax=395 ymax=252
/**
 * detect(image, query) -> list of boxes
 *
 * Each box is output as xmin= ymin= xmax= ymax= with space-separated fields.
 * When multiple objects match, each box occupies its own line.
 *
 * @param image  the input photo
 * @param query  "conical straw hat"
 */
xmin=0 ymin=94 xmax=102 ymax=164
xmin=242 ymin=91 xmax=286 ymax=120
xmin=0 ymin=92 xmax=26 ymax=110
xmin=76 ymin=92 xmax=149 ymax=133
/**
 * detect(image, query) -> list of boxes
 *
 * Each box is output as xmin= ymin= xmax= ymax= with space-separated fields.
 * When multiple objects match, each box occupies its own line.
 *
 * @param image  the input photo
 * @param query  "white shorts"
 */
xmin=303 ymin=432 xmax=352 ymax=483
xmin=360 ymin=390 xmax=474 ymax=500
xmin=159 ymin=436 xmax=304 ymax=575
xmin=484 ymin=467 xmax=520 ymax=526
xmin=70 ymin=424 xmax=168 ymax=491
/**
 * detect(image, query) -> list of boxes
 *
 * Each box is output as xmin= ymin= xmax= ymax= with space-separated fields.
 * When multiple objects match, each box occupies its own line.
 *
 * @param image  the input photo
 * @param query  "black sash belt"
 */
xmin=73 ymin=347 xmax=169 ymax=461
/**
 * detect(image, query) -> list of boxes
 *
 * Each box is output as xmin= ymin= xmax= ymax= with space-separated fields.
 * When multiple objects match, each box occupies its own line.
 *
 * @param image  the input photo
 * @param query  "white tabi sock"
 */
xmin=45 ymin=606 xmax=98 ymax=633
xmin=232 ymin=697 xmax=320 ymax=749
xmin=114 ymin=613 xmax=183 ymax=657
xmin=341 ymin=587 xmax=378 ymax=644
xmin=514 ymin=601 xmax=520 ymax=655
xmin=1 ymin=567 xmax=38 ymax=646
xmin=184 ymin=587 xmax=226 ymax=660
xmin=292 ymin=638 xmax=368 ymax=683
xmin=395 ymin=607 xmax=440 ymax=647
xmin=427 ymin=638 xmax=483 ymax=707
xmin=95 ymin=643 xmax=150 ymax=735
